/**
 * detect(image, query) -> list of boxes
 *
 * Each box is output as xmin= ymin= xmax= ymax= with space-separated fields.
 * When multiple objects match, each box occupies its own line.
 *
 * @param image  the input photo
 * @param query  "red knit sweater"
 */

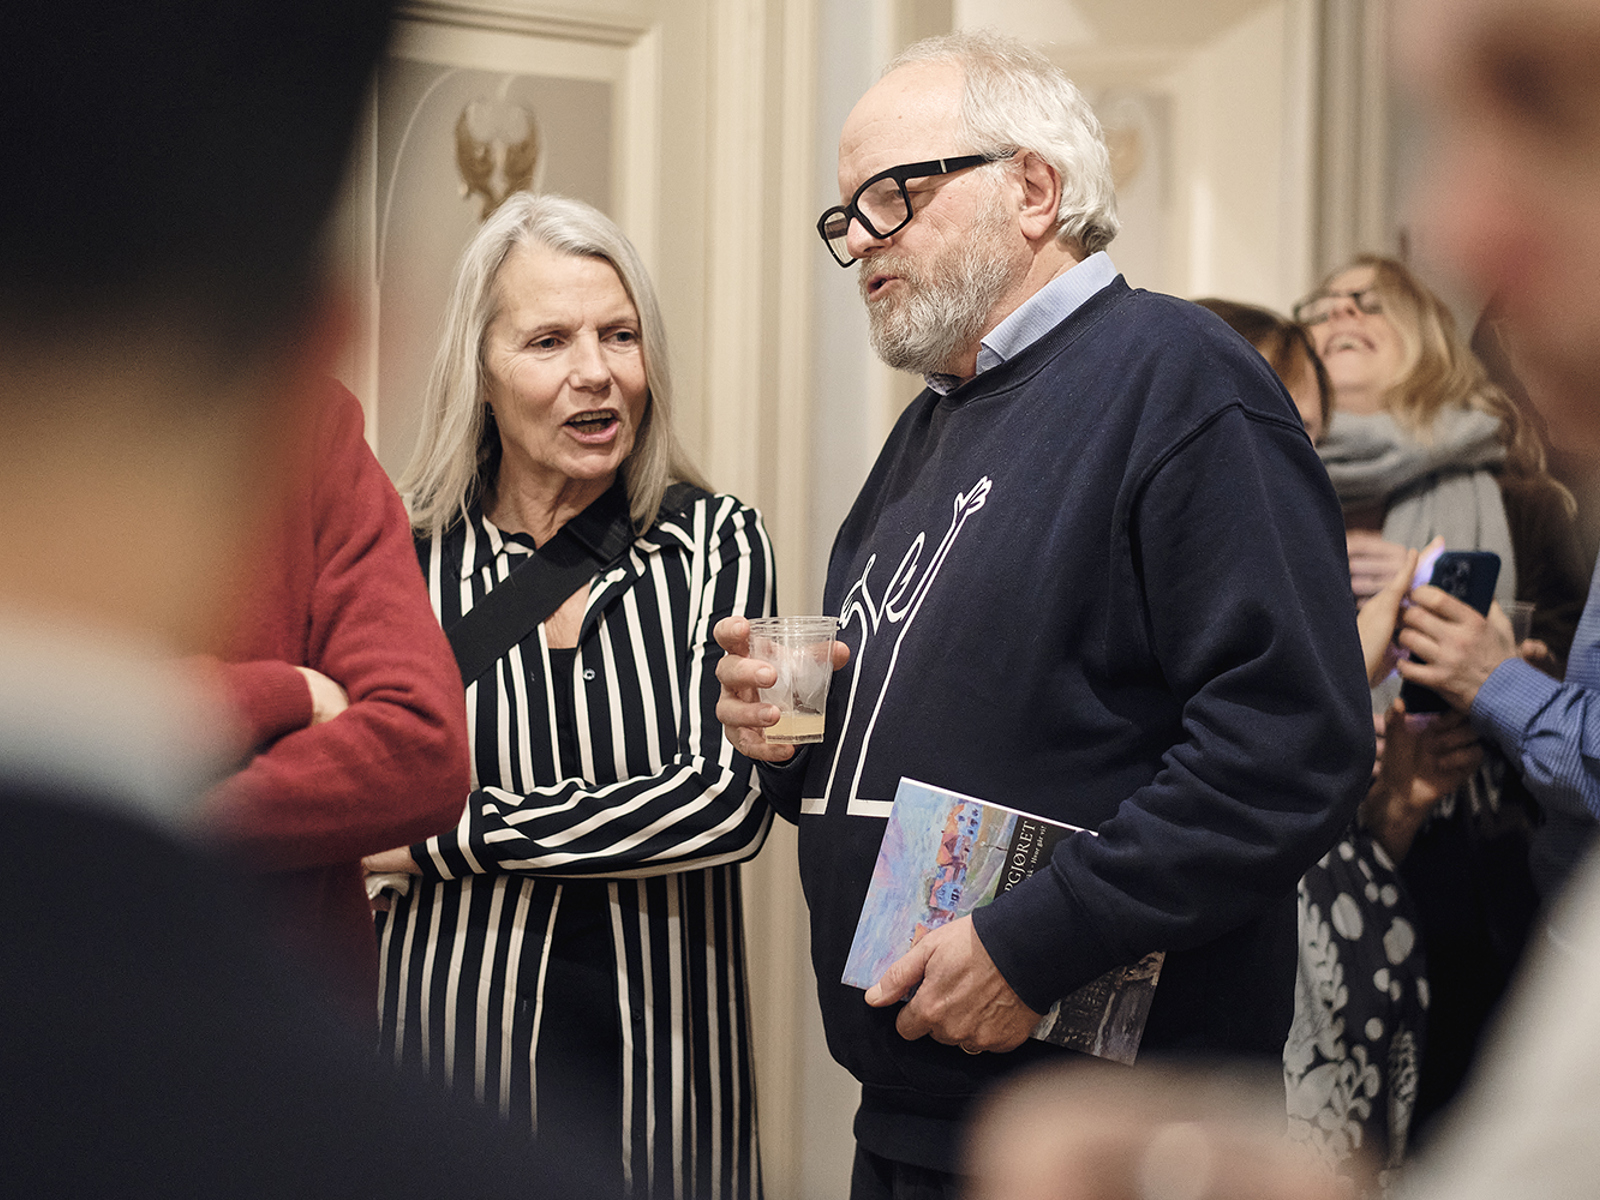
xmin=202 ymin=381 xmax=469 ymax=1020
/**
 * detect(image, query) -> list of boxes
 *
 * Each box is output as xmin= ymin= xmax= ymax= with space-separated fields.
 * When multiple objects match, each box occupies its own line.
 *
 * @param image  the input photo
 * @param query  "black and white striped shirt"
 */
xmin=377 ymin=490 xmax=774 ymax=1199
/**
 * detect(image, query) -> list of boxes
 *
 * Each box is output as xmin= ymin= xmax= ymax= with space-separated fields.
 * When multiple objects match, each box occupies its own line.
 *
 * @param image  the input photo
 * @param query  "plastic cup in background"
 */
xmin=748 ymin=616 xmax=838 ymax=745
xmin=1509 ymin=600 xmax=1535 ymax=644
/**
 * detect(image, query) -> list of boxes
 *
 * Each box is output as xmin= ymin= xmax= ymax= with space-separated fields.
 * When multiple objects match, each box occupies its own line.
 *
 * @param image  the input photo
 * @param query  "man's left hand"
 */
xmin=864 ymin=915 xmax=1041 ymax=1053
xmin=1397 ymin=586 xmax=1519 ymax=711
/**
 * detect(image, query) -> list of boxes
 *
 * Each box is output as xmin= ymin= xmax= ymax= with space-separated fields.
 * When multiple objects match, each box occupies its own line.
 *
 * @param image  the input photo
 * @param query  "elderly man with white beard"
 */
xmin=714 ymin=30 xmax=1374 ymax=1200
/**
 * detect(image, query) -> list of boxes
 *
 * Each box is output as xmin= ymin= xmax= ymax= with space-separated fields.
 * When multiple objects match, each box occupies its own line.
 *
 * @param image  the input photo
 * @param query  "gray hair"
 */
xmin=400 ymin=192 xmax=706 ymax=536
xmin=887 ymin=30 xmax=1119 ymax=255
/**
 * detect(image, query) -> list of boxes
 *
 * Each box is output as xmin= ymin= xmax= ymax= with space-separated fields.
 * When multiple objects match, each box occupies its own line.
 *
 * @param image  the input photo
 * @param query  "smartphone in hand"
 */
xmin=1399 ymin=549 xmax=1501 ymax=713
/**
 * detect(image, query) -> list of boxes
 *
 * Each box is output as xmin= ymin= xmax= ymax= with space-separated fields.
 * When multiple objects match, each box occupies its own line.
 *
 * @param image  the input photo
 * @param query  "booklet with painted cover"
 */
xmin=842 ymin=777 xmax=1164 ymax=1066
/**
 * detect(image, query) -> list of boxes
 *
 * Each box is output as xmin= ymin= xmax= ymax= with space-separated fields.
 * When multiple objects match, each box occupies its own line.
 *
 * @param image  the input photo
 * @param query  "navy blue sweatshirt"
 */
xmin=760 ymin=278 xmax=1374 ymax=1170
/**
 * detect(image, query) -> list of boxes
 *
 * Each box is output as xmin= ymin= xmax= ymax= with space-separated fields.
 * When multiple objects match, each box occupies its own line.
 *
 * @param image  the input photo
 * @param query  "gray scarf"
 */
xmin=1321 ymin=408 xmax=1522 ymax=827
xmin=1318 ymin=407 xmax=1517 ymax=607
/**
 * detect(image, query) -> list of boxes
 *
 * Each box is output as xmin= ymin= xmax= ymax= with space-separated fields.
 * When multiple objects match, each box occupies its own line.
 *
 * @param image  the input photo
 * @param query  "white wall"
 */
xmin=807 ymin=0 xmax=889 ymax=615
xmin=950 ymin=0 xmax=1321 ymax=313
xmin=1157 ymin=0 xmax=1317 ymax=310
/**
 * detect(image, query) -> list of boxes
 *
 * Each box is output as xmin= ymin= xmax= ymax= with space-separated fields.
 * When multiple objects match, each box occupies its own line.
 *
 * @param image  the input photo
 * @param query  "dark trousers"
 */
xmin=851 ymin=1146 xmax=965 ymax=1200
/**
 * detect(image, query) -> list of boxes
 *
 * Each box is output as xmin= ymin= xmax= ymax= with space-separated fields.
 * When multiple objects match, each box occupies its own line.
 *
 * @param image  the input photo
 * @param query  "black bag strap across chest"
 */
xmin=443 ymin=481 xmax=707 ymax=686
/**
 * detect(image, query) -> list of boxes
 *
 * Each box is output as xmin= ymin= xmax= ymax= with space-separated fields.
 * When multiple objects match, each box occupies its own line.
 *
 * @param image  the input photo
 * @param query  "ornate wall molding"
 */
xmin=396 ymin=1 xmax=649 ymax=46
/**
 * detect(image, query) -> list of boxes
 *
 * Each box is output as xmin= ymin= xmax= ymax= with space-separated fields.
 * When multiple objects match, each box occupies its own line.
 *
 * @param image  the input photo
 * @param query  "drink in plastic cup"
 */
xmin=1509 ymin=600 xmax=1535 ymax=643
xmin=748 ymin=616 xmax=838 ymax=745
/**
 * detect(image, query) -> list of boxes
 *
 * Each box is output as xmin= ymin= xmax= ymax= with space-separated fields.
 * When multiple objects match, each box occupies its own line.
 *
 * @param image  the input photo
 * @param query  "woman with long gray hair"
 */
xmin=365 ymin=192 xmax=773 ymax=1198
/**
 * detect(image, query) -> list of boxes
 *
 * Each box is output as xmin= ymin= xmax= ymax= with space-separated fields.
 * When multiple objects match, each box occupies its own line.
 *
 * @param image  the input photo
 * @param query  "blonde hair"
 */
xmin=1323 ymin=254 xmax=1550 ymax=482
xmin=400 ymin=192 xmax=707 ymax=536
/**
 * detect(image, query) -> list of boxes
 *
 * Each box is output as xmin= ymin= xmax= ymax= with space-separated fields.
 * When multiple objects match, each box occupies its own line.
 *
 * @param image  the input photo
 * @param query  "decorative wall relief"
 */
xmin=369 ymin=50 xmax=615 ymax=473
xmin=1104 ymin=116 xmax=1146 ymax=193
xmin=454 ymin=95 xmax=542 ymax=221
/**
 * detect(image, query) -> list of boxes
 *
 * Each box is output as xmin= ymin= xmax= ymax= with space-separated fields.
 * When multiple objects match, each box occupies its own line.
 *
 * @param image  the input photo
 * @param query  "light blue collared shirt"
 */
xmin=925 ymin=250 xmax=1119 ymax=395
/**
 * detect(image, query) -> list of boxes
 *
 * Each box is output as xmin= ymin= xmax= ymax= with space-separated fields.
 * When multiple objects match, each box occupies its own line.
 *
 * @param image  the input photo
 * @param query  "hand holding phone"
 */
xmin=1398 ymin=549 xmax=1501 ymax=713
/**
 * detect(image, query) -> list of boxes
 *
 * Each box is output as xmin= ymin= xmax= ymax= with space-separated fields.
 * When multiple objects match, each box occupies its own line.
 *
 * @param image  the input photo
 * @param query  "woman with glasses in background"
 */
xmin=1297 ymin=255 xmax=1573 ymax=620
xmin=1295 ymin=253 xmax=1587 ymax=1147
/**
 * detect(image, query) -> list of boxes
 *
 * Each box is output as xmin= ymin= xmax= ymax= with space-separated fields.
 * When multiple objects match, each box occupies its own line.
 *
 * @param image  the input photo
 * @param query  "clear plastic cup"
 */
xmin=1509 ymin=600 xmax=1535 ymax=643
xmin=747 ymin=616 xmax=839 ymax=745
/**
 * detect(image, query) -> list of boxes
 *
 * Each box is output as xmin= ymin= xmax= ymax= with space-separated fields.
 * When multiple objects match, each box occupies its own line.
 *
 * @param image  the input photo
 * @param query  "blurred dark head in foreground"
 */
xmin=0 ymin=0 xmax=387 ymax=358
xmin=0 ymin=0 xmax=391 ymax=652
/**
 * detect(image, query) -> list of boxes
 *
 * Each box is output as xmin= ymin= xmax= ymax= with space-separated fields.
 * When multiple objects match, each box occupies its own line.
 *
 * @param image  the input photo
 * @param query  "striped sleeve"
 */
xmin=1473 ymin=656 xmax=1600 ymax=820
xmin=415 ymin=496 xmax=777 ymax=881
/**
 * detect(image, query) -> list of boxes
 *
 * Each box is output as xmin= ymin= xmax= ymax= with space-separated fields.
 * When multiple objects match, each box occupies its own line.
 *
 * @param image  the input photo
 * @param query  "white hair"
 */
xmin=400 ymin=192 xmax=706 ymax=536
xmin=886 ymin=30 xmax=1120 ymax=255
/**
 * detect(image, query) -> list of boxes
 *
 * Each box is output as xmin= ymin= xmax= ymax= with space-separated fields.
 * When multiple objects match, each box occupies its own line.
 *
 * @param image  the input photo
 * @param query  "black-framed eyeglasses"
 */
xmin=815 ymin=150 xmax=1017 ymax=267
xmin=1293 ymin=287 xmax=1384 ymax=326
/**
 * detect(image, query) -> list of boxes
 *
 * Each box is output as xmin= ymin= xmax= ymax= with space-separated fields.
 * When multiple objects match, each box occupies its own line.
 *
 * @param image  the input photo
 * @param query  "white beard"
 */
xmin=861 ymin=190 xmax=1020 ymax=377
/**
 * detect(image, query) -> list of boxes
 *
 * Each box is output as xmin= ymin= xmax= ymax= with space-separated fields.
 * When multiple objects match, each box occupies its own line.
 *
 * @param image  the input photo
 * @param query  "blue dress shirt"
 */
xmin=1472 ymin=559 xmax=1600 ymax=891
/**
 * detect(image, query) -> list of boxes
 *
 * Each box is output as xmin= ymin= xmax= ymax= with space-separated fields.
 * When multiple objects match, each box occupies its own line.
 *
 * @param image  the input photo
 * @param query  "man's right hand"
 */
xmin=713 ymin=616 xmax=849 ymax=763
xmin=1397 ymin=588 xmax=1519 ymax=712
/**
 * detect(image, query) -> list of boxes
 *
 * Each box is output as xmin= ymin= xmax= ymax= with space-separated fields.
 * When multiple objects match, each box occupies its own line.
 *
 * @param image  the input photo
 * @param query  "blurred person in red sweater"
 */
xmin=201 ymin=377 xmax=469 ymax=1019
